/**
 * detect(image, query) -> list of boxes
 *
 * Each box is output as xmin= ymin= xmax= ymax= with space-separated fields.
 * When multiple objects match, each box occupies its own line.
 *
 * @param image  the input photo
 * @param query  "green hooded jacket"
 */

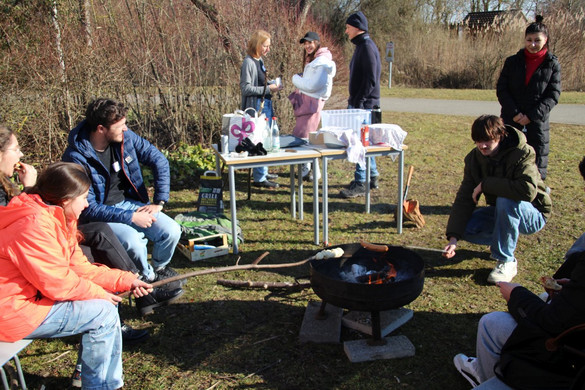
xmin=446 ymin=126 xmax=552 ymax=240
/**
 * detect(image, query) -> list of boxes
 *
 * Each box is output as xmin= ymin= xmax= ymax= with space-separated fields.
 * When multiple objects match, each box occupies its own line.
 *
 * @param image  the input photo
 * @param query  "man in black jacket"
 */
xmin=340 ymin=11 xmax=382 ymax=198
xmin=453 ymin=156 xmax=585 ymax=389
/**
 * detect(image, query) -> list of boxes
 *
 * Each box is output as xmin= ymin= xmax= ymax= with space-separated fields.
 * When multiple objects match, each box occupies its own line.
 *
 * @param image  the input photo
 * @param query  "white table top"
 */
xmin=216 ymin=146 xmax=322 ymax=166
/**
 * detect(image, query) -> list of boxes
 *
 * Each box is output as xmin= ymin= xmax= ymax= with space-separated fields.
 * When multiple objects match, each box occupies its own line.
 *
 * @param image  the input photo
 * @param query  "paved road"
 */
xmin=380 ymin=97 xmax=585 ymax=126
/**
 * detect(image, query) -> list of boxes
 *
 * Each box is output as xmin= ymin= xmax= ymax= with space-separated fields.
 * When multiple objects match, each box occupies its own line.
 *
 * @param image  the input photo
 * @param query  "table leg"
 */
xmin=229 ymin=166 xmax=239 ymax=254
xmin=365 ymin=157 xmax=371 ymax=213
xmin=397 ymin=150 xmax=404 ymax=234
xmin=313 ymin=157 xmax=319 ymax=245
xmin=290 ymin=165 xmax=296 ymax=219
xmin=298 ymin=164 xmax=304 ymax=221
xmin=323 ymin=157 xmax=329 ymax=246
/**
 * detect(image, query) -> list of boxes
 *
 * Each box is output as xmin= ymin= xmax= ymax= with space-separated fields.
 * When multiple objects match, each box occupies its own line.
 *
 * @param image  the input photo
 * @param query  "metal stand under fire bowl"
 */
xmin=299 ymin=300 xmax=416 ymax=362
xmin=303 ymin=243 xmax=424 ymax=362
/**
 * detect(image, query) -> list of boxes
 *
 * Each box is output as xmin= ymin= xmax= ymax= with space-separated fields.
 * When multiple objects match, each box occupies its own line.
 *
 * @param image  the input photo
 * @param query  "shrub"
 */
xmin=142 ymin=143 xmax=216 ymax=191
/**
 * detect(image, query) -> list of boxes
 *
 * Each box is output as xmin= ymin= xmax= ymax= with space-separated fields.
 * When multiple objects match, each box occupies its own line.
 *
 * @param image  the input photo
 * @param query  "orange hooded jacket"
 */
xmin=0 ymin=192 xmax=136 ymax=342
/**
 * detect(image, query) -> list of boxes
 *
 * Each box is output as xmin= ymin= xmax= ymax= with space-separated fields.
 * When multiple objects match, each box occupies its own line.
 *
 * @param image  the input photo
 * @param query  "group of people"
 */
xmin=240 ymin=11 xmax=382 ymax=198
xmin=0 ymin=9 xmax=570 ymax=390
xmin=442 ymin=17 xmax=559 ymax=285
xmin=0 ymin=98 xmax=187 ymax=389
xmin=438 ymin=16 xmax=574 ymax=390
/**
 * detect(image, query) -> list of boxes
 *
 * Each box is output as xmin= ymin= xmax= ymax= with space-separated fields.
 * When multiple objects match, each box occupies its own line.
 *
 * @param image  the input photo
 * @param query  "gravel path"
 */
xmin=380 ymin=97 xmax=585 ymax=125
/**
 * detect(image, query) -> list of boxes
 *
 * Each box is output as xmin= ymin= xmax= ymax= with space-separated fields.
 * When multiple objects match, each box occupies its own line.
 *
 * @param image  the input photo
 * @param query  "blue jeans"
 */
xmin=475 ymin=311 xmax=517 ymax=386
xmin=462 ymin=198 xmax=546 ymax=263
xmin=107 ymin=199 xmax=182 ymax=281
xmin=26 ymin=300 xmax=123 ymax=390
xmin=252 ymin=99 xmax=273 ymax=182
xmin=355 ymin=158 xmax=378 ymax=183
xmin=348 ymin=104 xmax=378 ymax=183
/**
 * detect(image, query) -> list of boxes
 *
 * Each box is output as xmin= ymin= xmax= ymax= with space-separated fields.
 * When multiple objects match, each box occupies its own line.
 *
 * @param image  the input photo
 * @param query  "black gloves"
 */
xmin=235 ymin=137 xmax=267 ymax=156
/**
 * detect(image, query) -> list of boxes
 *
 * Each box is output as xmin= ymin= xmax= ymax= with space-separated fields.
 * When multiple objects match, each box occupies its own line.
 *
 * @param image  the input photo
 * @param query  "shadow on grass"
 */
xmin=108 ymin=301 xmax=483 ymax=389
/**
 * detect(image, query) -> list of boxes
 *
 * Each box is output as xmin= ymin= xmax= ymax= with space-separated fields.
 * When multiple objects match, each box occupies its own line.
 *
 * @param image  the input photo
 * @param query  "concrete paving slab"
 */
xmin=299 ymin=300 xmax=343 ymax=344
xmin=342 ymin=308 xmax=413 ymax=337
xmin=344 ymin=335 xmax=415 ymax=363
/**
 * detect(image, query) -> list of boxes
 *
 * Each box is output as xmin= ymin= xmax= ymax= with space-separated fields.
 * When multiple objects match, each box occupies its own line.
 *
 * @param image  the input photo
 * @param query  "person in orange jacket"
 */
xmin=0 ymin=162 xmax=152 ymax=390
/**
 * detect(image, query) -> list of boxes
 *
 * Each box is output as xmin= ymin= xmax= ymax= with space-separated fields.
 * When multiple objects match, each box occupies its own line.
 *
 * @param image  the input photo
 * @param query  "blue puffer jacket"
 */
xmin=62 ymin=120 xmax=170 ymax=225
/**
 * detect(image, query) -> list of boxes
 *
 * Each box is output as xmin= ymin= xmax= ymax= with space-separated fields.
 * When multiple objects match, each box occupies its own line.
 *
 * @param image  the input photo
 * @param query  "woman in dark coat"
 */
xmin=496 ymin=15 xmax=561 ymax=180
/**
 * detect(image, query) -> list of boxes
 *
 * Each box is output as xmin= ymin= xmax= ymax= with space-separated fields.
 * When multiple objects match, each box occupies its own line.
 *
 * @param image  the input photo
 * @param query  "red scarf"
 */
xmin=524 ymin=48 xmax=547 ymax=85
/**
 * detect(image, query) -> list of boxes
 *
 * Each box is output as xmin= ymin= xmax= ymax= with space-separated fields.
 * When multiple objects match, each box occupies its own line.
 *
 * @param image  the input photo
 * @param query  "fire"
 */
xmin=353 ymin=257 xmax=397 ymax=284
xmin=366 ymin=262 xmax=397 ymax=284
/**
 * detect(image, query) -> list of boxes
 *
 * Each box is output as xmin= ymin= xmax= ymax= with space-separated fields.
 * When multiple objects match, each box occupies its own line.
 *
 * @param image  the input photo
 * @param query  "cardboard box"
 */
xmin=177 ymin=233 xmax=229 ymax=261
xmin=309 ymin=128 xmax=353 ymax=148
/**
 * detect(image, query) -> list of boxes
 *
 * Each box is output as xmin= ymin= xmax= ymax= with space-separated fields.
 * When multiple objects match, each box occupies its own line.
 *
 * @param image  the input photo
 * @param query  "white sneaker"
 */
xmin=453 ymin=353 xmax=480 ymax=388
xmin=487 ymin=260 xmax=517 ymax=284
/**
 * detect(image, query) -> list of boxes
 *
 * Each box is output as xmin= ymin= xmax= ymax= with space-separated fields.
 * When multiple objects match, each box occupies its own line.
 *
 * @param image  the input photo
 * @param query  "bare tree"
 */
xmin=188 ymin=0 xmax=242 ymax=66
xmin=51 ymin=0 xmax=72 ymax=129
xmin=78 ymin=0 xmax=92 ymax=47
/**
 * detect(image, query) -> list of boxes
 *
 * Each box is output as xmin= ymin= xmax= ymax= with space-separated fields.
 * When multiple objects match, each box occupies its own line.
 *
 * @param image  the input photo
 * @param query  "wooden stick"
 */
xmin=118 ymin=251 xmax=315 ymax=298
xmin=216 ymin=279 xmax=311 ymax=291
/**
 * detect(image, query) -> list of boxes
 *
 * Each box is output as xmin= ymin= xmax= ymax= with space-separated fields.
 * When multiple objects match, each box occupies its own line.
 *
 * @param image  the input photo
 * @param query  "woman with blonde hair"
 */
xmin=240 ymin=29 xmax=283 ymax=188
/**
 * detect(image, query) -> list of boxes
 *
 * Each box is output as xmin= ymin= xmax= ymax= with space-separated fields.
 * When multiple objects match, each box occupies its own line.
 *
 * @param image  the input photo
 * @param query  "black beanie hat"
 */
xmin=300 ymin=31 xmax=320 ymax=44
xmin=346 ymin=11 xmax=368 ymax=32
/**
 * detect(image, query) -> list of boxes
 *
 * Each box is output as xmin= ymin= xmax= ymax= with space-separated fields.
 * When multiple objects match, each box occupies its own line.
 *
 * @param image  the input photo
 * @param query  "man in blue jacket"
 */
xmin=63 ymin=98 xmax=183 ymax=286
xmin=340 ymin=11 xmax=382 ymax=198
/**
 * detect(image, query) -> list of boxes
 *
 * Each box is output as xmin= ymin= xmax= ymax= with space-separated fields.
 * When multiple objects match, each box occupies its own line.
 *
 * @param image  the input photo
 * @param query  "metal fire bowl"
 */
xmin=309 ymin=243 xmax=425 ymax=312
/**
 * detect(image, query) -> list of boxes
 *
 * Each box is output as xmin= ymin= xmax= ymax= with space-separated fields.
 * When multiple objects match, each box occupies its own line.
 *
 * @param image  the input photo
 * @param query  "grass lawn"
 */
xmin=15 ymin=106 xmax=585 ymax=389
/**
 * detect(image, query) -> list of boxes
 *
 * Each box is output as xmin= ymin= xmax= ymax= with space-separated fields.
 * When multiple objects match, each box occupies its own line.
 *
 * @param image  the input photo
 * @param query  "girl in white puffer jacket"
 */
xmin=289 ymin=32 xmax=336 ymax=180
xmin=289 ymin=32 xmax=336 ymax=139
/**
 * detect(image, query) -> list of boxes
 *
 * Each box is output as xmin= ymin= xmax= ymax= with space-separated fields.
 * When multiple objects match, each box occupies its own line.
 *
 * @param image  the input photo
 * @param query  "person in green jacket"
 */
xmin=443 ymin=115 xmax=552 ymax=284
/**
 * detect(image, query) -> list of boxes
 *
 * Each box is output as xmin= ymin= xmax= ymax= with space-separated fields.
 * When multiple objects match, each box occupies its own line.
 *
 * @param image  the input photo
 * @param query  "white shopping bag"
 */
xmin=221 ymin=109 xmax=267 ymax=152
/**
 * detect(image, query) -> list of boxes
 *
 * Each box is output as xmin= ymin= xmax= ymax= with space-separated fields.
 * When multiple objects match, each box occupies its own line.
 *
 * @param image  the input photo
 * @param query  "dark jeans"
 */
xmin=79 ymin=222 xmax=139 ymax=274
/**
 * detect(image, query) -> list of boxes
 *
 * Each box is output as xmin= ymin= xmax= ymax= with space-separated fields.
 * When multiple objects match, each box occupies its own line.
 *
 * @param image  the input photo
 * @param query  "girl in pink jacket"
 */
xmin=0 ymin=162 xmax=152 ymax=390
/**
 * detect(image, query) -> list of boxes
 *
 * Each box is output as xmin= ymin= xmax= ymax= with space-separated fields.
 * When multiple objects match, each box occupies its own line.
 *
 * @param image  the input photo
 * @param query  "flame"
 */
xmin=366 ymin=262 xmax=397 ymax=284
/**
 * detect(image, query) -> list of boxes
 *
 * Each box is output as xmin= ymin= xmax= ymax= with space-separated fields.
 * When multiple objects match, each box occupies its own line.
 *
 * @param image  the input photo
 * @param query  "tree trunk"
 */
xmin=78 ymin=0 xmax=93 ymax=47
xmin=51 ymin=0 xmax=72 ymax=130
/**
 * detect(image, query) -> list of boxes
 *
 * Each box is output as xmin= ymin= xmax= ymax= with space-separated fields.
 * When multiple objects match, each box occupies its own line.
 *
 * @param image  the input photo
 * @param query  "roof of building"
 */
xmin=463 ymin=9 xmax=526 ymax=29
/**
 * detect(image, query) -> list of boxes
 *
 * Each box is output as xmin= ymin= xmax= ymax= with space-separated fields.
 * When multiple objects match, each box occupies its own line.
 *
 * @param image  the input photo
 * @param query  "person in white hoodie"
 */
xmin=289 ymin=31 xmax=336 ymax=180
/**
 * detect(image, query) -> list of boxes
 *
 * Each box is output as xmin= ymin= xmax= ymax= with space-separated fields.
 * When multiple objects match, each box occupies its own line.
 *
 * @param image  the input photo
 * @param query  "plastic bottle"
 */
xmin=360 ymin=119 xmax=370 ymax=146
xmin=271 ymin=116 xmax=280 ymax=152
xmin=264 ymin=117 xmax=272 ymax=151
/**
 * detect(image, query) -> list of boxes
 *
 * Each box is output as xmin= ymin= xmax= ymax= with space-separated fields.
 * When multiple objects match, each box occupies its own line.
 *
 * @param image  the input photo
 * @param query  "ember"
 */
xmin=341 ymin=259 xmax=399 ymax=284
xmin=357 ymin=263 xmax=397 ymax=284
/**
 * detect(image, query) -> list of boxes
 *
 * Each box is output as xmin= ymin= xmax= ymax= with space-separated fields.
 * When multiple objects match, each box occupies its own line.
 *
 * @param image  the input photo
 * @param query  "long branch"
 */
xmin=119 ymin=251 xmax=314 ymax=298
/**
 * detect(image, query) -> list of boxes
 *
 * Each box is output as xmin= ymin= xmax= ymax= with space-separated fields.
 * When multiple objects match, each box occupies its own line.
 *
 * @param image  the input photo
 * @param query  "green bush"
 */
xmin=143 ymin=143 xmax=216 ymax=190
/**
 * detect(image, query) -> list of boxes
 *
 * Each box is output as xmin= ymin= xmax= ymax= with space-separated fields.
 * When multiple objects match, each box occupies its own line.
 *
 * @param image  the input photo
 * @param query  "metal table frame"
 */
xmin=214 ymin=146 xmax=321 ymax=254
xmin=317 ymin=145 xmax=404 ymax=245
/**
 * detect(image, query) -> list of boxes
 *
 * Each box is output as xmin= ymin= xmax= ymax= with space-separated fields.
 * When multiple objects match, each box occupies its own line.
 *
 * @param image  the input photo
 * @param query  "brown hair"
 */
xmin=471 ymin=115 xmax=508 ymax=142
xmin=246 ymin=30 xmax=271 ymax=58
xmin=29 ymin=162 xmax=90 ymax=207
xmin=0 ymin=125 xmax=21 ymax=201
xmin=85 ymin=98 xmax=128 ymax=132
xmin=302 ymin=40 xmax=321 ymax=70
